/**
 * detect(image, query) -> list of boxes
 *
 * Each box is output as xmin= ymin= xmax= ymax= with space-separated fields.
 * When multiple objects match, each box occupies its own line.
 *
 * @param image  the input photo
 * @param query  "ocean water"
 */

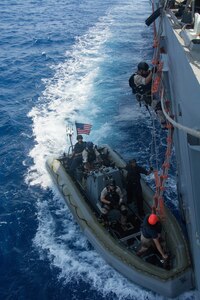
xmin=0 ymin=0 xmax=194 ymax=299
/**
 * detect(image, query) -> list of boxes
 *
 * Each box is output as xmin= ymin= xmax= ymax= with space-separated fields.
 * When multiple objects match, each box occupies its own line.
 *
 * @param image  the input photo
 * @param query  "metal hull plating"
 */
xmin=153 ymin=0 xmax=200 ymax=297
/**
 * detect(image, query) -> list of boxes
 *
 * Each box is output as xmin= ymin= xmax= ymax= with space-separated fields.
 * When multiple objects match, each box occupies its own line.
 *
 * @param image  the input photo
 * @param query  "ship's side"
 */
xmin=153 ymin=0 xmax=200 ymax=297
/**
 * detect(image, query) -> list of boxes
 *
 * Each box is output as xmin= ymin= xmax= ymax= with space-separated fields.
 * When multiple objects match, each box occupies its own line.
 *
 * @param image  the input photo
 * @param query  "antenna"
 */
xmin=66 ymin=123 xmax=74 ymax=150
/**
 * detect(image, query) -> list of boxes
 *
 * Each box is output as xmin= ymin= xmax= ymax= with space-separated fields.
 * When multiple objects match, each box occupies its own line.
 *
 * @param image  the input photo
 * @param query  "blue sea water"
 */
xmin=0 ymin=0 xmax=194 ymax=299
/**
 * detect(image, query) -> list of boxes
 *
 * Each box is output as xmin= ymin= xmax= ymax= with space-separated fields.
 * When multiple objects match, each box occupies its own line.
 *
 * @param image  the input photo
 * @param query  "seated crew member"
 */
xmin=100 ymin=179 xmax=128 ymax=225
xmin=137 ymin=213 xmax=168 ymax=260
xmin=126 ymin=159 xmax=153 ymax=216
xmin=82 ymin=141 xmax=101 ymax=171
xmin=70 ymin=135 xmax=86 ymax=173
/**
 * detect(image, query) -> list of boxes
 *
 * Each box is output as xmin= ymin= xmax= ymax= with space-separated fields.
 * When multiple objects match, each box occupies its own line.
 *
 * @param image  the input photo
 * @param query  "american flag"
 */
xmin=75 ymin=122 xmax=92 ymax=135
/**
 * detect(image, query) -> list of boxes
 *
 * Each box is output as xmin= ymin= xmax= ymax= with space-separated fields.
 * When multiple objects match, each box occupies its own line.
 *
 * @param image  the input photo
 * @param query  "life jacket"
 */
xmin=129 ymin=73 xmax=137 ymax=94
xmin=141 ymin=215 xmax=162 ymax=239
xmin=105 ymin=187 xmax=120 ymax=206
xmin=87 ymin=149 xmax=96 ymax=163
xmin=129 ymin=73 xmax=152 ymax=106
xmin=74 ymin=141 xmax=86 ymax=155
xmin=129 ymin=73 xmax=152 ymax=95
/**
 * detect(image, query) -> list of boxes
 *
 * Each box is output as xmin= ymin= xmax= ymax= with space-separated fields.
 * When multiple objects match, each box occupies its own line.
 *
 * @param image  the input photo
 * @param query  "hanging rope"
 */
xmin=148 ymin=0 xmax=199 ymax=219
xmin=149 ymin=12 xmax=164 ymax=179
xmin=149 ymin=7 xmax=174 ymax=220
xmin=151 ymin=109 xmax=173 ymax=219
xmin=152 ymin=0 xmax=158 ymax=49
xmin=152 ymin=111 xmax=173 ymax=220
xmin=150 ymin=115 xmax=159 ymax=171
xmin=146 ymin=0 xmax=196 ymax=219
xmin=154 ymin=85 xmax=200 ymax=216
xmin=151 ymin=61 xmax=163 ymax=94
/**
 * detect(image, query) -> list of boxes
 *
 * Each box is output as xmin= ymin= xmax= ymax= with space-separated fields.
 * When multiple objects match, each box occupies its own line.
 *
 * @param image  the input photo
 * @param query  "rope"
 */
xmin=153 ymin=82 xmax=200 ymax=216
xmin=152 ymin=0 xmax=157 ymax=46
xmin=151 ymin=86 xmax=174 ymax=219
xmin=150 ymin=15 xmax=164 ymax=176
xmin=150 ymin=30 xmax=200 ymax=216
xmin=152 ymin=0 xmax=200 ymax=140
xmin=149 ymin=110 xmax=159 ymax=171
xmin=149 ymin=9 xmax=173 ymax=219
xmin=152 ymin=62 xmax=163 ymax=94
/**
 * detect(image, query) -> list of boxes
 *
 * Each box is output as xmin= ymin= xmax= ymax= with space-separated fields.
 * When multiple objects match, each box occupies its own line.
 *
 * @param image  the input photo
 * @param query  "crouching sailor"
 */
xmin=100 ymin=179 xmax=128 ymax=225
xmin=137 ymin=213 xmax=168 ymax=260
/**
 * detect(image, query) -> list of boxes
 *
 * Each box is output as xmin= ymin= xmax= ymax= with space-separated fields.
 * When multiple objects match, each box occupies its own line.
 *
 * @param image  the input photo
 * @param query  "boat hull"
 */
xmin=46 ymin=145 xmax=193 ymax=298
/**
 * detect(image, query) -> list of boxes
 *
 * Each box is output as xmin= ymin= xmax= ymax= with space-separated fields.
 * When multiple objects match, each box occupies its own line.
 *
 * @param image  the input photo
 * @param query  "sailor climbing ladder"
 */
xmin=146 ymin=0 xmax=200 ymax=221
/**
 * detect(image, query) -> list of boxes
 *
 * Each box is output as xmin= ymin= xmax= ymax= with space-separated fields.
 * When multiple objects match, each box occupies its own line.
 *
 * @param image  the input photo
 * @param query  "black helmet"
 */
xmin=77 ymin=135 xmax=83 ymax=140
xmin=86 ymin=141 xmax=93 ymax=150
xmin=137 ymin=62 xmax=149 ymax=72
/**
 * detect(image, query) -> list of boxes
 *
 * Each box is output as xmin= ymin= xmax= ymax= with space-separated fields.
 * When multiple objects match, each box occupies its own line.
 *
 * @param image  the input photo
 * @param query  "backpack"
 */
xmin=129 ymin=74 xmax=151 ymax=96
xmin=129 ymin=73 xmax=137 ymax=94
xmin=129 ymin=73 xmax=146 ymax=95
xmin=129 ymin=74 xmax=152 ymax=107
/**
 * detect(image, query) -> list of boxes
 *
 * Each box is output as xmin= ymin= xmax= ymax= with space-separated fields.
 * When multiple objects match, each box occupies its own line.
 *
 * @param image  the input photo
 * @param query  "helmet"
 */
xmin=137 ymin=62 xmax=149 ymax=72
xmin=148 ymin=214 xmax=159 ymax=225
xmin=77 ymin=135 xmax=83 ymax=140
xmin=109 ymin=178 xmax=116 ymax=187
xmin=86 ymin=141 xmax=93 ymax=150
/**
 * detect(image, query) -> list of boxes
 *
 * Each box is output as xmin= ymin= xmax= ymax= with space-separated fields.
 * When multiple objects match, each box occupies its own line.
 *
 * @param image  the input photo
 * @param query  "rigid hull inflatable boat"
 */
xmin=46 ymin=144 xmax=193 ymax=298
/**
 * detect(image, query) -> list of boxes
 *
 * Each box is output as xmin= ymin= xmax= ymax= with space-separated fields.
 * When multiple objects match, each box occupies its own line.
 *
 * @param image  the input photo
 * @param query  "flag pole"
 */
xmin=75 ymin=121 xmax=78 ymax=135
xmin=66 ymin=124 xmax=74 ymax=151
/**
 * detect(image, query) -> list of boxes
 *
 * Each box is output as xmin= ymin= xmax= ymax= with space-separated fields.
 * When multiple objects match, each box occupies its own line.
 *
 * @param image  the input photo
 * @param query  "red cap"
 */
xmin=148 ymin=214 xmax=159 ymax=225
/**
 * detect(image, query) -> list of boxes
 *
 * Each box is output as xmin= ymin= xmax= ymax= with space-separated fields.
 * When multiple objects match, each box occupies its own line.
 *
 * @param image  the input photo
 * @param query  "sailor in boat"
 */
xmin=69 ymin=134 xmax=86 ymax=174
xmin=100 ymin=179 xmax=128 ymax=225
xmin=137 ymin=213 xmax=168 ymax=260
xmin=126 ymin=159 xmax=153 ymax=217
xmin=82 ymin=141 xmax=102 ymax=171
xmin=129 ymin=62 xmax=166 ymax=128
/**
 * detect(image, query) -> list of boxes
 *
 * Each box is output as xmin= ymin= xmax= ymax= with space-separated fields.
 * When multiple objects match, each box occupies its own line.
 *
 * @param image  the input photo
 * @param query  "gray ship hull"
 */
xmin=150 ymin=0 xmax=200 ymax=297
